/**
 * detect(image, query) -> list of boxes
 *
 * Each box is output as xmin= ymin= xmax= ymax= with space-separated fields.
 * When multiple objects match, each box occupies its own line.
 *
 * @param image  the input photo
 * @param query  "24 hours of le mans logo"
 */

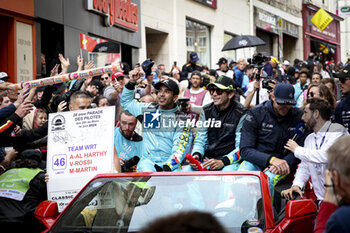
xmin=52 ymin=115 xmax=66 ymax=131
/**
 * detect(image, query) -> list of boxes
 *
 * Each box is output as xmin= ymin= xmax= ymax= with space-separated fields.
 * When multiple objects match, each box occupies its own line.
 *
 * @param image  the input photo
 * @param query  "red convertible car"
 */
xmin=35 ymin=171 xmax=317 ymax=233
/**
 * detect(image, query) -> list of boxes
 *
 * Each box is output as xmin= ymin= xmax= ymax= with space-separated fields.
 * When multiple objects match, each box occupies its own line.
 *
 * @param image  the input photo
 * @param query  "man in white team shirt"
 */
xmin=282 ymin=98 xmax=348 ymax=202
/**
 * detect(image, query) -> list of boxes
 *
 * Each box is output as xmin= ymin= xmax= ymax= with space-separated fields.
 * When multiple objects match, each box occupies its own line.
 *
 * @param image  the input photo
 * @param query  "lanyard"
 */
xmin=314 ymin=123 xmax=331 ymax=150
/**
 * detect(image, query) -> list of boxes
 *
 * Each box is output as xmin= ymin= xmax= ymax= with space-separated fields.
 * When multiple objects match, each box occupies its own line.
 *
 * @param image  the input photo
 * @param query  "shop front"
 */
xmin=0 ymin=0 xmax=36 ymax=83
xmin=35 ymin=0 xmax=141 ymax=78
xmin=302 ymin=4 xmax=343 ymax=65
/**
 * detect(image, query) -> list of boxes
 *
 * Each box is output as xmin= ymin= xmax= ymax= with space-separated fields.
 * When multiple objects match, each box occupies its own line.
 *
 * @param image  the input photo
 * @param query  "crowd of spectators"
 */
xmin=1 ymin=51 xmax=350 ymax=232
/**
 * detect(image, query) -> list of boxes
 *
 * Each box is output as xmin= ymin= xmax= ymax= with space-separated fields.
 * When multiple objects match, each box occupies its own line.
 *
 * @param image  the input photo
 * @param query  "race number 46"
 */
xmin=53 ymin=154 xmax=67 ymax=170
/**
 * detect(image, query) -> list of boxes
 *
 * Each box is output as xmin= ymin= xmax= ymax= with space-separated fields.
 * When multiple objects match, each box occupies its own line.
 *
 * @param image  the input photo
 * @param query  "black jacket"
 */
xmin=203 ymin=100 xmax=246 ymax=161
xmin=240 ymin=100 xmax=306 ymax=170
xmin=334 ymin=95 xmax=350 ymax=133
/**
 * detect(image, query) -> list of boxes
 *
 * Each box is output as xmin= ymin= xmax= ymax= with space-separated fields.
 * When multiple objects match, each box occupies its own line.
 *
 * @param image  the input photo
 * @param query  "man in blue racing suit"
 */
xmin=239 ymin=83 xmax=306 ymax=200
xmin=121 ymin=70 xmax=191 ymax=172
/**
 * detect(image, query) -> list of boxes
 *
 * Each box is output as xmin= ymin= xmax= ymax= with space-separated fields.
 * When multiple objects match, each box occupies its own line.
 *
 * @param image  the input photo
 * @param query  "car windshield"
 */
xmin=51 ymin=174 xmax=264 ymax=233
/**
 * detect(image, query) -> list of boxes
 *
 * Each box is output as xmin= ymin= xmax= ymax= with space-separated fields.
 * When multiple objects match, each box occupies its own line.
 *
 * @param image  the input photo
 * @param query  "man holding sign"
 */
xmin=47 ymin=91 xmax=120 ymax=212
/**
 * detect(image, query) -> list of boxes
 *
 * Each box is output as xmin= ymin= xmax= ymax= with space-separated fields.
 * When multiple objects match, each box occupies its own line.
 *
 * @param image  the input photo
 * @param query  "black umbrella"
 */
xmin=222 ymin=35 xmax=266 ymax=51
xmin=92 ymin=42 xmax=120 ymax=53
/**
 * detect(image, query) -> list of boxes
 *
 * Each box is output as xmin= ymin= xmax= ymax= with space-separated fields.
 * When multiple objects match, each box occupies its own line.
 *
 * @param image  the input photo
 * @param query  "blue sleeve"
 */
xmin=164 ymin=119 xmax=193 ymax=171
xmin=234 ymin=69 xmax=243 ymax=88
xmin=239 ymin=111 xmax=272 ymax=169
xmin=241 ymin=75 xmax=250 ymax=93
xmin=0 ymin=104 xmax=16 ymax=122
xmin=190 ymin=111 xmax=208 ymax=157
xmin=222 ymin=114 xmax=246 ymax=164
xmin=120 ymin=84 xmax=150 ymax=117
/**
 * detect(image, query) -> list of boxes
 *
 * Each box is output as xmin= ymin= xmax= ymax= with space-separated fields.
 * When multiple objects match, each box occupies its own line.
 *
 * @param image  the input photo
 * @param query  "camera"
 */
xmin=247 ymin=53 xmax=267 ymax=67
xmin=142 ymin=59 xmax=154 ymax=76
xmin=177 ymin=97 xmax=190 ymax=111
xmin=262 ymin=79 xmax=275 ymax=91
xmin=122 ymin=156 xmax=140 ymax=172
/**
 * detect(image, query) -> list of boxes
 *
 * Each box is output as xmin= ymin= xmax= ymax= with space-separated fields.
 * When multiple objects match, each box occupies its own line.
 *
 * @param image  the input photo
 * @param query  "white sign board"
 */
xmin=16 ymin=22 xmax=33 ymax=82
xmin=47 ymin=106 xmax=115 ymax=212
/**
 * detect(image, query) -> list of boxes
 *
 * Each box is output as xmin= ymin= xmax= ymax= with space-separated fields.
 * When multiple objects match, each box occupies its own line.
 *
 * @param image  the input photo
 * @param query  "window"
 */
xmin=223 ymin=32 xmax=237 ymax=63
xmin=186 ymin=19 xmax=211 ymax=67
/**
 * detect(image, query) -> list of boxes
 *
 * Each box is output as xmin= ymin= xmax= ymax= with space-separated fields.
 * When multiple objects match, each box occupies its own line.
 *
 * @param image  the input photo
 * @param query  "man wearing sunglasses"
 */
xmin=185 ymin=76 xmax=247 ymax=171
xmin=334 ymin=65 xmax=350 ymax=133
xmin=239 ymin=83 xmax=306 ymax=199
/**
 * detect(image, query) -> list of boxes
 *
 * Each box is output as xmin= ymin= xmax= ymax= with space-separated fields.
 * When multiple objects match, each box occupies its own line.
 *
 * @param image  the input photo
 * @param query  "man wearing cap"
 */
xmin=182 ymin=52 xmax=202 ymax=79
xmin=216 ymin=57 xmax=234 ymax=79
xmin=239 ymin=83 xmax=306 ymax=199
xmin=121 ymin=70 xmax=191 ymax=172
xmin=184 ymin=76 xmax=247 ymax=171
xmin=334 ymin=65 xmax=350 ymax=133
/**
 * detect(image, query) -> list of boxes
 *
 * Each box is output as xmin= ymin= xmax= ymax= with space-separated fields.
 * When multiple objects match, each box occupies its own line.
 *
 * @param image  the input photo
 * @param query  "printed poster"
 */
xmin=47 ymin=106 xmax=115 ymax=212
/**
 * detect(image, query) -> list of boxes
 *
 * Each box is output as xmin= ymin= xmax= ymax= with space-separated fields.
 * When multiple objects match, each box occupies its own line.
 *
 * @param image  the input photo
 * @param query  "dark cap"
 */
xmin=207 ymin=75 xmax=235 ymax=91
xmin=274 ymin=83 xmax=296 ymax=105
xmin=217 ymin=57 xmax=228 ymax=65
xmin=190 ymin=71 xmax=201 ymax=78
xmin=18 ymin=149 xmax=42 ymax=163
xmin=53 ymin=82 xmax=68 ymax=94
xmin=91 ymin=79 xmax=105 ymax=94
xmin=154 ymin=79 xmax=179 ymax=95
xmin=142 ymin=59 xmax=154 ymax=75
xmin=334 ymin=64 xmax=350 ymax=81
xmin=190 ymin=52 xmax=199 ymax=62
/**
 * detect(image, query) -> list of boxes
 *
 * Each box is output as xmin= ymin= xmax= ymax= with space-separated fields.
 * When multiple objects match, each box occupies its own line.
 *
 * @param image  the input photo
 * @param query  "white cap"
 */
xmin=282 ymin=60 xmax=290 ymax=66
xmin=0 ymin=72 xmax=9 ymax=79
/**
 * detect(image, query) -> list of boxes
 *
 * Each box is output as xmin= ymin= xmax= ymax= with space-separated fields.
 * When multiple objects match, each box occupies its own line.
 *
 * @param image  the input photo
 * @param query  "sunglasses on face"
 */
xmin=209 ymin=87 xmax=224 ymax=95
xmin=101 ymin=77 xmax=109 ymax=81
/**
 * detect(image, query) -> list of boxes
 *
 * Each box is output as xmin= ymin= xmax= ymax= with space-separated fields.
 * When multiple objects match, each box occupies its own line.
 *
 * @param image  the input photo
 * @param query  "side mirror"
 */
xmin=35 ymin=200 xmax=59 ymax=229
xmin=285 ymin=199 xmax=317 ymax=219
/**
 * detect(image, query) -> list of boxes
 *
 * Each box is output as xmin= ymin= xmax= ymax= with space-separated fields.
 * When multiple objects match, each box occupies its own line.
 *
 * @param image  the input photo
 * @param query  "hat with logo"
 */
xmin=111 ymin=72 xmax=125 ymax=81
xmin=91 ymin=79 xmax=105 ymax=94
xmin=274 ymin=83 xmax=296 ymax=105
xmin=190 ymin=52 xmax=199 ymax=62
xmin=154 ymin=79 xmax=179 ymax=95
xmin=334 ymin=64 xmax=350 ymax=81
xmin=217 ymin=57 xmax=228 ymax=65
xmin=207 ymin=75 xmax=236 ymax=91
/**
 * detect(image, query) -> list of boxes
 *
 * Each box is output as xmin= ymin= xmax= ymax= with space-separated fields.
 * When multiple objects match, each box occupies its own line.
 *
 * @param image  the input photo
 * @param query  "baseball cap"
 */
xmin=111 ymin=72 xmax=125 ymax=81
xmin=217 ymin=57 xmax=228 ymax=65
xmin=190 ymin=71 xmax=201 ymax=78
xmin=91 ymin=79 xmax=105 ymax=94
xmin=270 ymin=57 xmax=279 ymax=64
xmin=282 ymin=60 xmax=290 ymax=66
xmin=154 ymin=79 xmax=179 ymax=95
xmin=0 ymin=72 xmax=9 ymax=80
xmin=334 ymin=64 xmax=350 ymax=82
xmin=274 ymin=83 xmax=296 ymax=105
xmin=207 ymin=75 xmax=236 ymax=91
xmin=190 ymin=52 xmax=199 ymax=62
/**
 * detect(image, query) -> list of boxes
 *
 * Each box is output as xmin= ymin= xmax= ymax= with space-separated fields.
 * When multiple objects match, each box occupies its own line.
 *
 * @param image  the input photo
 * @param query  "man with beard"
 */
xmin=114 ymin=110 xmax=143 ymax=172
xmin=184 ymin=76 xmax=247 ymax=171
xmin=121 ymin=69 xmax=191 ymax=172
xmin=239 ymin=83 xmax=306 ymax=199
xmin=181 ymin=71 xmax=212 ymax=119
xmin=282 ymin=98 xmax=348 ymax=202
